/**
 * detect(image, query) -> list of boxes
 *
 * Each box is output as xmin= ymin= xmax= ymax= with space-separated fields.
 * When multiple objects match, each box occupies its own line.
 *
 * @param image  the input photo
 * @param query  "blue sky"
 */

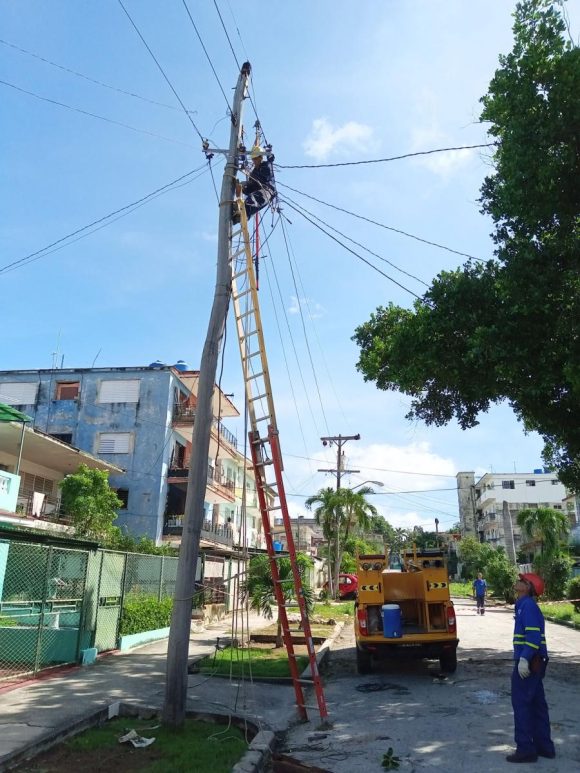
xmin=2 ymin=1 xmax=578 ymax=531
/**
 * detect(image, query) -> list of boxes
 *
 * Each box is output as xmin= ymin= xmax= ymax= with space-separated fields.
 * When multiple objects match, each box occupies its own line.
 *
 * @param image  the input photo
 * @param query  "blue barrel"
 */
xmin=273 ymin=541 xmax=283 ymax=552
xmin=382 ymin=604 xmax=402 ymax=638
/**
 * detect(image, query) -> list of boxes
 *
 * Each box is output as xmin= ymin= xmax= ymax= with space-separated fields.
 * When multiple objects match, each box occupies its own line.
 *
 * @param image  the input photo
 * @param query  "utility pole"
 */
xmin=318 ymin=433 xmax=360 ymax=597
xmin=163 ymin=61 xmax=251 ymax=728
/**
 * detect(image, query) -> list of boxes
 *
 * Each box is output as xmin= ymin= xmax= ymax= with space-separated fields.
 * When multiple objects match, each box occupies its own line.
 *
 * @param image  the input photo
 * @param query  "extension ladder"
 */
xmin=229 ymin=195 xmax=328 ymax=723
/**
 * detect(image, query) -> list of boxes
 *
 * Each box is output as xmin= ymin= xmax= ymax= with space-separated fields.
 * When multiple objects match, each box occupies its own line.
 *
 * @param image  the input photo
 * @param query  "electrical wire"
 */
xmin=0 ymin=164 xmax=210 ymax=275
xmin=282 ymin=192 xmax=430 ymax=288
xmin=0 ymin=77 xmax=195 ymax=148
xmin=276 ymin=143 xmax=496 ymax=169
xmin=284 ymin=452 xmax=458 ymax=477
xmin=117 ymin=0 xmax=204 ymax=140
xmin=281 ymin=200 xmax=422 ymax=299
xmin=280 ymin=216 xmax=331 ymax=434
xmin=181 ymin=0 xmax=231 ymax=112
xmin=277 ymin=180 xmax=484 ymax=263
xmin=212 ymin=0 xmax=240 ymax=69
xmin=0 ymin=37 xmax=198 ymax=115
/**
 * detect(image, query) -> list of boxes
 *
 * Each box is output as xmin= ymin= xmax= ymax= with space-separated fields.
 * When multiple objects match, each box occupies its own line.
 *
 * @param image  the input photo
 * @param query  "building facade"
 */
xmin=0 ymin=365 xmax=266 ymax=547
xmin=456 ymin=469 xmax=568 ymax=555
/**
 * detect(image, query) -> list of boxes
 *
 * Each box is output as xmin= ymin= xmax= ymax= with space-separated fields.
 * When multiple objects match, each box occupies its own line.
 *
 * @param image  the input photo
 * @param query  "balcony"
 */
xmin=163 ymin=516 xmax=234 ymax=547
xmin=167 ymin=463 xmax=235 ymax=503
xmin=172 ymin=405 xmax=237 ymax=450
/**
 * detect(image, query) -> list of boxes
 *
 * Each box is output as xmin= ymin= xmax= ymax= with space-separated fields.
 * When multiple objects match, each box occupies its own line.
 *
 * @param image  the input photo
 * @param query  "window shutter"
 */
xmin=0 ymin=382 xmax=38 ymax=405
xmin=98 ymin=379 xmax=140 ymax=403
xmin=98 ymin=432 xmax=132 ymax=454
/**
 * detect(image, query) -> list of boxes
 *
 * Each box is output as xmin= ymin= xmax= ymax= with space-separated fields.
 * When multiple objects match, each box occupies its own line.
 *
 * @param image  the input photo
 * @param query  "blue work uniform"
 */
xmin=473 ymin=578 xmax=487 ymax=613
xmin=243 ymin=154 xmax=275 ymax=218
xmin=511 ymin=595 xmax=555 ymax=758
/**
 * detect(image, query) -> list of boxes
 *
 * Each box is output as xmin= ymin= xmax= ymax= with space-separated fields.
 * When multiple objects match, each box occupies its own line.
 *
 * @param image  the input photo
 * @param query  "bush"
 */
xmin=119 ymin=595 xmax=173 ymax=636
xmin=534 ymin=554 xmax=572 ymax=600
xmin=485 ymin=554 xmax=518 ymax=603
xmin=0 ymin=616 xmax=17 ymax=627
xmin=567 ymin=576 xmax=580 ymax=612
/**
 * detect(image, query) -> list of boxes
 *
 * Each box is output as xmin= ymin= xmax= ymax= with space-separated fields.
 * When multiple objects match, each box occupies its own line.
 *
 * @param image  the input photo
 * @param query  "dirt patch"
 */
xmin=18 ymin=742 xmax=166 ymax=772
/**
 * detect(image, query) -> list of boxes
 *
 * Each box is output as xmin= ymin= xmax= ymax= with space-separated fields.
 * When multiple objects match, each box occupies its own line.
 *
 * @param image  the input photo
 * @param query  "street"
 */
xmin=279 ymin=599 xmax=580 ymax=772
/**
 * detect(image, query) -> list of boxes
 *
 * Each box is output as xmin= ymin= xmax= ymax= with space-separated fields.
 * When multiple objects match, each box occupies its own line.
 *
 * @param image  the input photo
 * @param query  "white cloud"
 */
xmin=410 ymin=126 xmax=475 ymax=178
xmin=288 ymin=295 xmax=326 ymax=319
xmin=303 ymin=118 xmax=377 ymax=161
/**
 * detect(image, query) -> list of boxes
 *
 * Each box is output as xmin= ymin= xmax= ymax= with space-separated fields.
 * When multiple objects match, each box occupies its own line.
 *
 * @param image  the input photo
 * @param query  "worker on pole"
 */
xmin=234 ymin=144 xmax=275 ymax=223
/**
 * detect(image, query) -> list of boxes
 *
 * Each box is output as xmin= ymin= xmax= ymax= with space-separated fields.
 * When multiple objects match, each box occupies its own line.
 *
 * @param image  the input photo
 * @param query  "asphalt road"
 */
xmin=279 ymin=598 xmax=580 ymax=773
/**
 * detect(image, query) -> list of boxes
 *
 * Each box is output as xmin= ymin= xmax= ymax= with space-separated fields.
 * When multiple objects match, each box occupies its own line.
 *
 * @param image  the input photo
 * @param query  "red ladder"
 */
xmin=229 ymin=196 xmax=329 ymax=722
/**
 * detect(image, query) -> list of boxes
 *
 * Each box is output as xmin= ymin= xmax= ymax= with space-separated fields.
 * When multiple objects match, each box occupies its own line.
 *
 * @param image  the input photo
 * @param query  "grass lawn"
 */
xmin=252 ymin=622 xmax=331 ymax=638
xmin=312 ymin=601 xmax=354 ymax=621
xmin=539 ymin=602 xmax=580 ymax=627
xmin=17 ymin=717 xmax=247 ymax=773
xmin=450 ymin=582 xmax=475 ymax=598
xmin=198 ymin=646 xmax=309 ymax=677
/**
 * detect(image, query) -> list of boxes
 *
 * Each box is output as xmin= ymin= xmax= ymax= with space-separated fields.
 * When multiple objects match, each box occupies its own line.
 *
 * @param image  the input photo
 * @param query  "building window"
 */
xmin=50 ymin=432 xmax=73 ymax=444
xmin=55 ymin=381 xmax=80 ymax=400
xmin=97 ymin=432 xmax=132 ymax=454
xmin=97 ymin=379 xmax=140 ymax=404
xmin=114 ymin=488 xmax=129 ymax=509
xmin=551 ymin=479 xmax=559 ymax=485
xmin=502 ymin=480 xmax=515 ymax=489
xmin=525 ymin=480 xmax=536 ymax=487
xmin=0 ymin=382 xmax=38 ymax=405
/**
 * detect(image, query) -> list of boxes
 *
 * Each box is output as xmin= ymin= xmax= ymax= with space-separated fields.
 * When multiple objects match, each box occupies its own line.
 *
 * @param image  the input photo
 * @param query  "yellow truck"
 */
xmin=354 ymin=546 xmax=459 ymax=674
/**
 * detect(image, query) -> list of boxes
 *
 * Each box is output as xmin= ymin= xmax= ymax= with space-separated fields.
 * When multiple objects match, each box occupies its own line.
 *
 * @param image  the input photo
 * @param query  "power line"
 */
xmin=276 ymin=143 xmax=496 ymax=169
xmin=0 ymin=78 xmax=195 ymax=148
xmin=284 ymin=452 xmax=458 ymax=478
xmin=117 ymin=0 xmax=204 ymax=141
xmin=212 ymin=0 xmax=240 ymax=69
xmin=0 ymin=164 xmax=210 ymax=275
xmin=0 ymin=37 xmax=198 ymax=115
xmin=290 ymin=487 xmax=457 ymax=496
xmin=181 ymin=0 xmax=231 ymax=112
xmin=281 ymin=199 xmax=422 ymax=299
xmin=282 ymin=192 xmax=430 ymax=287
xmin=277 ymin=180 xmax=484 ymax=264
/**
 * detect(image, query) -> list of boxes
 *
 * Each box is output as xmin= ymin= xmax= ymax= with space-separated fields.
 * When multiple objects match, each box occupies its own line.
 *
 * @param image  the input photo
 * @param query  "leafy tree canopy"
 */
xmin=353 ymin=0 xmax=580 ymax=490
xmin=59 ymin=464 xmax=122 ymax=540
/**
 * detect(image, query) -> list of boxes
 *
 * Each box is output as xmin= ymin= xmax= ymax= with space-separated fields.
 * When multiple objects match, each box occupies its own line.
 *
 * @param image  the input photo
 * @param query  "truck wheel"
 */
xmin=439 ymin=651 xmax=457 ymax=674
xmin=356 ymin=647 xmax=373 ymax=674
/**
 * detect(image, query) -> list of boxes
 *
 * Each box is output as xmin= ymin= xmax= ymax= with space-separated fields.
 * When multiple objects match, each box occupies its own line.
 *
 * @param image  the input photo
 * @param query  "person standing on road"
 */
xmin=472 ymin=571 xmax=488 ymax=615
xmin=506 ymin=573 xmax=556 ymax=764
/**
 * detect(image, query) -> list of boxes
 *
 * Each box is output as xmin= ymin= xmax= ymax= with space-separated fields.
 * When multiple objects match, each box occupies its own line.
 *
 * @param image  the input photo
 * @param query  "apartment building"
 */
xmin=456 ymin=470 xmax=568 ymax=556
xmin=0 ymin=363 xmax=266 ymax=547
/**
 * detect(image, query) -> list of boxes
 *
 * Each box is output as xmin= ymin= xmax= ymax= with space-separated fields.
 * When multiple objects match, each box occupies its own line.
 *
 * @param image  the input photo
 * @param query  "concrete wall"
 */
xmin=456 ymin=472 xmax=476 ymax=537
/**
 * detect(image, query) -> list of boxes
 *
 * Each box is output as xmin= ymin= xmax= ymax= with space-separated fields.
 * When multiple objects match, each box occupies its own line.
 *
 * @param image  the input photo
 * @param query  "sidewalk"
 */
xmin=0 ymin=611 xmax=298 ymax=767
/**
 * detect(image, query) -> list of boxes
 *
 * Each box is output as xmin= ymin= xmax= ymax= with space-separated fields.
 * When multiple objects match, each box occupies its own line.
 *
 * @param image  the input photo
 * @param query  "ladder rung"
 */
xmin=247 ymin=371 xmax=265 ymax=381
xmin=236 ymin=309 xmax=255 ymax=321
xmin=233 ymin=287 xmax=252 ymax=301
xmin=267 ymin=504 xmax=282 ymax=511
xmin=255 ymin=415 xmax=270 ymax=423
xmin=249 ymin=392 xmax=268 ymax=402
xmin=231 ymin=247 xmax=247 ymax=260
xmin=255 ymin=459 xmax=273 ymax=468
xmin=241 ymin=350 xmax=261 ymax=361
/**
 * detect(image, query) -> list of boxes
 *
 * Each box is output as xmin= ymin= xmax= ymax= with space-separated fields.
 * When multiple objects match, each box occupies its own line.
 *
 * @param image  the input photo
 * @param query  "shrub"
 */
xmin=119 ymin=595 xmax=173 ymax=636
xmin=567 ymin=576 xmax=580 ymax=612
xmin=0 ymin=616 xmax=17 ymax=627
xmin=485 ymin=554 xmax=518 ymax=603
xmin=534 ymin=554 xmax=572 ymax=600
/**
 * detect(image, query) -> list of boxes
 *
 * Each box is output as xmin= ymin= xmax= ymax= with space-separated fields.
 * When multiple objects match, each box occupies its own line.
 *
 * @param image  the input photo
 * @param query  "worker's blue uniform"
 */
xmin=243 ymin=154 xmax=275 ymax=218
xmin=473 ymin=577 xmax=487 ymax=614
xmin=511 ymin=594 xmax=555 ymax=758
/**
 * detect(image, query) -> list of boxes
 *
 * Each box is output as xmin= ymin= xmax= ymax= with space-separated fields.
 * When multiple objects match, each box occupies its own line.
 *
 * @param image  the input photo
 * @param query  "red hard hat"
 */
xmin=519 ymin=573 xmax=544 ymax=597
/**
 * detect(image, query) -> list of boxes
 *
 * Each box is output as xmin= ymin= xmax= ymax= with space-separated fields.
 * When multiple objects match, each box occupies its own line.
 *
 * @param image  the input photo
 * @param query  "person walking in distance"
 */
xmin=506 ymin=573 xmax=556 ymax=764
xmin=472 ymin=571 xmax=487 ymax=615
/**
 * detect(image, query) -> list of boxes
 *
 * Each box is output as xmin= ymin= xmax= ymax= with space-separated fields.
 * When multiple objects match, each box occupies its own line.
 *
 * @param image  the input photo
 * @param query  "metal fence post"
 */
xmin=34 ymin=546 xmax=53 ymax=675
xmin=159 ymin=556 xmax=165 ymax=602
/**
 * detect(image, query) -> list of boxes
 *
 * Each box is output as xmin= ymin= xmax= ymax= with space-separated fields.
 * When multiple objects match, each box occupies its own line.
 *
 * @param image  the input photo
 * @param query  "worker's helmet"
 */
xmin=518 ymin=573 xmax=545 ymax=597
xmin=250 ymin=145 xmax=264 ymax=159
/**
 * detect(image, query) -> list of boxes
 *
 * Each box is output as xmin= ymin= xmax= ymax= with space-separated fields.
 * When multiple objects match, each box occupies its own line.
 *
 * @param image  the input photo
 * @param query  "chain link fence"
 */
xmin=0 ymin=537 xmax=180 ymax=682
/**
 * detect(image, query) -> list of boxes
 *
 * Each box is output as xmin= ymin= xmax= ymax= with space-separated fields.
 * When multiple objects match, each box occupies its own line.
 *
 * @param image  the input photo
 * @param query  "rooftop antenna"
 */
xmin=91 ymin=348 xmax=102 ymax=368
xmin=51 ymin=329 xmax=62 ymax=369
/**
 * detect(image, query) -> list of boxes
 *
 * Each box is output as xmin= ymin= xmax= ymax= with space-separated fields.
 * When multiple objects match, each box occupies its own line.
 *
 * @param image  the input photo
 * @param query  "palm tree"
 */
xmin=242 ymin=553 xmax=314 ymax=647
xmin=305 ymin=487 xmax=340 ymax=597
xmin=516 ymin=507 xmax=570 ymax=558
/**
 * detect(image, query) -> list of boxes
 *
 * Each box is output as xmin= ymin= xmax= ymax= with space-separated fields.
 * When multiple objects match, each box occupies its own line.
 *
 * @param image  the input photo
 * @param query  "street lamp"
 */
xmin=351 ymin=480 xmax=384 ymax=492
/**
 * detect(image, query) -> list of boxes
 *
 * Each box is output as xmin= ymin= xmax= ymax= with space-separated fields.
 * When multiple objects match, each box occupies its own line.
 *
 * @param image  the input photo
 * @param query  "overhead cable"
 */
xmin=277 ymin=181 xmax=484 ymax=263
xmin=282 ymin=192 xmax=429 ymax=287
xmin=0 ymin=78 xmax=195 ymax=148
xmin=181 ymin=0 xmax=231 ymax=112
xmin=212 ymin=0 xmax=240 ymax=69
xmin=281 ymin=199 xmax=422 ymax=299
xmin=284 ymin=453 xmax=458 ymax=477
xmin=0 ymin=37 xmax=198 ymax=114
xmin=0 ymin=164 xmax=210 ymax=275
xmin=276 ymin=143 xmax=495 ymax=169
xmin=117 ymin=0 xmax=204 ymax=140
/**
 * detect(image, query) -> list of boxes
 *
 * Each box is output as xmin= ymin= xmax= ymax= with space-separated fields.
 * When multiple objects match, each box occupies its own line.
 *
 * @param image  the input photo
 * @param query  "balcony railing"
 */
xmin=163 ymin=517 xmax=233 ymax=546
xmin=172 ymin=405 xmax=237 ymax=449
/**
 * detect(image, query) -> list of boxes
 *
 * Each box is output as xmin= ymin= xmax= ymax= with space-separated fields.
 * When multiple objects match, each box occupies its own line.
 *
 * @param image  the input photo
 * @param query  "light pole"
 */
xmin=297 ymin=515 xmax=304 ymax=552
xmin=351 ymin=480 xmax=384 ymax=491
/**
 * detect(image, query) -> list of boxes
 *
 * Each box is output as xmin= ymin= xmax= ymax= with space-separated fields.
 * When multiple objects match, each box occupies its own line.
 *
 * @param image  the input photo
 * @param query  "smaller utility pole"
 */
xmin=317 ymin=433 xmax=361 ymax=490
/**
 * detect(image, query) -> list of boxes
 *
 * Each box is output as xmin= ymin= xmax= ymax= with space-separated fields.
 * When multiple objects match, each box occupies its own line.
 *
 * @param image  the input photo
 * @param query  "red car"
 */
xmin=322 ymin=573 xmax=358 ymax=600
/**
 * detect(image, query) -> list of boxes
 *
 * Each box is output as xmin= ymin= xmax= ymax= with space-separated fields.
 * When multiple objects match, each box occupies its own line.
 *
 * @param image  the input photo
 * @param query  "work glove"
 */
xmin=518 ymin=657 xmax=530 ymax=679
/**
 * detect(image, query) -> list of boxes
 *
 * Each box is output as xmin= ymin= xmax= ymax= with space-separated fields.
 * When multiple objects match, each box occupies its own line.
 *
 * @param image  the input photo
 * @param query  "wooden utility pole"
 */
xmin=163 ymin=61 xmax=251 ymax=728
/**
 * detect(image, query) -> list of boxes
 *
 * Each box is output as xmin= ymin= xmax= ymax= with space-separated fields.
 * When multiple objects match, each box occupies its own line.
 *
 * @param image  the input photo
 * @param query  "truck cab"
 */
xmin=354 ymin=547 xmax=459 ymax=674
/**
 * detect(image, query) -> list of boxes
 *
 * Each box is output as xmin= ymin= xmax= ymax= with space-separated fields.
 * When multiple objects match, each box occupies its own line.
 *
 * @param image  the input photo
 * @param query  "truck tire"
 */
xmin=439 ymin=650 xmax=457 ymax=673
xmin=356 ymin=647 xmax=373 ymax=674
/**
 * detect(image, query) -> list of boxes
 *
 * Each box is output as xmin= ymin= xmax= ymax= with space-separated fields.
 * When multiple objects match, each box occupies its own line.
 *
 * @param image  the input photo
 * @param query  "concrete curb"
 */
xmin=543 ymin=615 xmax=580 ymax=630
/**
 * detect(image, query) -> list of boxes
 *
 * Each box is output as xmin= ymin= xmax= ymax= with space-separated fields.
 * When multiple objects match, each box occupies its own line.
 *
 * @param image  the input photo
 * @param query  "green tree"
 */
xmin=305 ymin=487 xmax=340 ymax=597
xmin=59 ymin=464 xmax=122 ymax=540
xmin=485 ymin=552 xmax=518 ymax=603
xmin=242 ymin=552 xmax=314 ymax=647
xmin=352 ymin=0 xmax=580 ymax=490
xmin=457 ymin=536 xmax=496 ymax=579
xmin=516 ymin=507 xmax=570 ymax=558
xmin=533 ymin=554 xmax=572 ymax=600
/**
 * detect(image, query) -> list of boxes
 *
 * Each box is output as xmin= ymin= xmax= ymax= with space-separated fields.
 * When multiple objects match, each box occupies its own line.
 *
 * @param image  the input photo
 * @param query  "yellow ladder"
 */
xmin=229 ymin=196 xmax=329 ymax=723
